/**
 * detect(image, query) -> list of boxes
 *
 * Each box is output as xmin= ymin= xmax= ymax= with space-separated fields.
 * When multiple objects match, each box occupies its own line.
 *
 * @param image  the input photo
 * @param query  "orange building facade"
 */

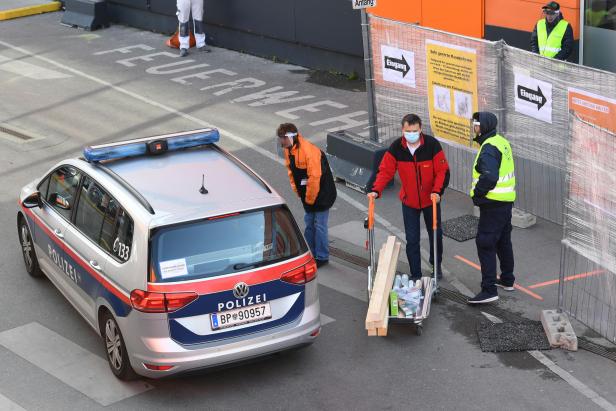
xmin=369 ymin=0 xmax=582 ymax=63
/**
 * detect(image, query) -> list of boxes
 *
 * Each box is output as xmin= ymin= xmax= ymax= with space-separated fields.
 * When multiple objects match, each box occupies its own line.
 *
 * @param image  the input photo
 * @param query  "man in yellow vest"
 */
xmin=468 ymin=112 xmax=516 ymax=304
xmin=530 ymin=1 xmax=574 ymax=61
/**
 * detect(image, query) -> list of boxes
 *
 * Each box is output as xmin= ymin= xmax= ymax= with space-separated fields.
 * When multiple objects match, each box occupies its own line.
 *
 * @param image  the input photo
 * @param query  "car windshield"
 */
xmin=150 ymin=206 xmax=308 ymax=282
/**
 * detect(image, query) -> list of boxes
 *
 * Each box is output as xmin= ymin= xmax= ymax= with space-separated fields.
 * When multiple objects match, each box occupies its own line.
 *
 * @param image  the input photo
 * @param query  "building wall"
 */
xmin=105 ymin=0 xmax=365 ymax=76
xmin=369 ymin=0 xmax=484 ymax=38
xmin=369 ymin=0 xmax=580 ymax=62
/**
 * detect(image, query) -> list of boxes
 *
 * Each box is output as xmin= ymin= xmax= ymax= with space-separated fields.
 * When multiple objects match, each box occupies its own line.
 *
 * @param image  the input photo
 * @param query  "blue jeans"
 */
xmin=304 ymin=210 xmax=329 ymax=261
xmin=401 ymin=203 xmax=443 ymax=280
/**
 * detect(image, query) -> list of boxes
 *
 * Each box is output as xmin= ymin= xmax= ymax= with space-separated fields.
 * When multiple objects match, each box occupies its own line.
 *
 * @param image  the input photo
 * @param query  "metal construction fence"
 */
xmin=368 ymin=16 xmax=616 ymax=224
xmin=367 ymin=16 xmax=616 ymax=341
xmin=561 ymin=116 xmax=616 ymax=342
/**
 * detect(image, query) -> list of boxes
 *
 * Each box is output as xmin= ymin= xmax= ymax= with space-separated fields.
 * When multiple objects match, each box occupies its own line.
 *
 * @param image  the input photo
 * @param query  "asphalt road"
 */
xmin=0 ymin=11 xmax=615 ymax=411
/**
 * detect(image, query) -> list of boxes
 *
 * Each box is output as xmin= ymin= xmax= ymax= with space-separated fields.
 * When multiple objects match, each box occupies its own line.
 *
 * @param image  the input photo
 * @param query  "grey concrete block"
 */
xmin=512 ymin=207 xmax=536 ymax=228
xmin=473 ymin=205 xmax=480 ymax=218
xmin=541 ymin=310 xmax=578 ymax=351
xmin=473 ymin=206 xmax=536 ymax=228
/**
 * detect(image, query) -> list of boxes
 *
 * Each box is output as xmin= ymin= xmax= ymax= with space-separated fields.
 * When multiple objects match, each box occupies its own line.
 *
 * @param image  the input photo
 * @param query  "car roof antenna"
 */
xmin=199 ymin=174 xmax=208 ymax=195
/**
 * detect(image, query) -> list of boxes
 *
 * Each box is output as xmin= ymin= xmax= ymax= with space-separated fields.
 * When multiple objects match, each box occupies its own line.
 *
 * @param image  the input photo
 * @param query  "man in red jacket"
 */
xmin=369 ymin=114 xmax=450 ymax=281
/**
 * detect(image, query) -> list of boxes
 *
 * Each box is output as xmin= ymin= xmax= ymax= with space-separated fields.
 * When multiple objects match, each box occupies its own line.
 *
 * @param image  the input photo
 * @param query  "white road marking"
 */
xmin=480 ymin=312 xmax=616 ymax=411
xmin=320 ymin=314 xmax=335 ymax=326
xmin=0 ymin=40 xmax=470 ymax=298
xmin=309 ymin=111 xmax=369 ymax=132
xmin=528 ymin=351 xmax=616 ymax=411
xmin=0 ymin=393 xmax=26 ymax=411
xmin=0 ymin=123 xmax=46 ymax=144
xmin=0 ymin=323 xmax=153 ymax=406
xmin=275 ymin=100 xmax=348 ymax=120
xmin=0 ymin=55 xmax=71 ymax=80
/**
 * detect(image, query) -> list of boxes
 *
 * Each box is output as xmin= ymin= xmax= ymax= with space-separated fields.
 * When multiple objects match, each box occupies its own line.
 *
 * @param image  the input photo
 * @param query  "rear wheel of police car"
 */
xmin=18 ymin=217 xmax=43 ymax=278
xmin=101 ymin=310 xmax=137 ymax=380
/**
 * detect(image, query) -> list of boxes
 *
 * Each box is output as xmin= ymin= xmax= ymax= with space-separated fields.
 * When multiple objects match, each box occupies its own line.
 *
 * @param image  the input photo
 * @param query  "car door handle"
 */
xmin=89 ymin=260 xmax=101 ymax=271
xmin=53 ymin=228 xmax=64 ymax=239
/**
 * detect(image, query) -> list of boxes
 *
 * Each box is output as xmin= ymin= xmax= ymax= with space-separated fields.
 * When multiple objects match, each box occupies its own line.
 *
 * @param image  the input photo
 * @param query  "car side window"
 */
xmin=74 ymin=175 xmax=133 ymax=262
xmin=37 ymin=175 xmax=50 ymax=199
xmin=112 ymin=209 xmax=133 ymax=262
xmin=75 ymin=176 xmax=113 ymax=249
xmin=46 ymin=166 xmax=81 ymax=220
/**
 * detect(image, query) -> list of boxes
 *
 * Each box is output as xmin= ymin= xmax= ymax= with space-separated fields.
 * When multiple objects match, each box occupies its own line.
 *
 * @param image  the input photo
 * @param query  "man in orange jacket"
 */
xmin=277 ymin=123 xmax=337 ymax=267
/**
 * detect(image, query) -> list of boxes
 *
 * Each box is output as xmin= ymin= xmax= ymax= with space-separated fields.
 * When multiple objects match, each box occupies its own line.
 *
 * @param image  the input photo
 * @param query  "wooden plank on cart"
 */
xmin=366 ymin=242 xmax=387 ymax=336
xmin=376 ymin=306 xmax=389 ymax=336
xmin=365 ymin=236 xmax=401 ymax=334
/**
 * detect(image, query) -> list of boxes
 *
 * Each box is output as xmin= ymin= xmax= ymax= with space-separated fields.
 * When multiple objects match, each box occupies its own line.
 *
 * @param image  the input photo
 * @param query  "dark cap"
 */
xmin=542 ymin=1 xmax=560 ymax=11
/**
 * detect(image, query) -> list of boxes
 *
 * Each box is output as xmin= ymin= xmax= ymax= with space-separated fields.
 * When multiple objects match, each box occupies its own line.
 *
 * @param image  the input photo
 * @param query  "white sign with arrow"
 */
xmin=381 ymin=45 xmax=415 ymax=88
xmin=514 ymin=72 xmax=552 ymax=124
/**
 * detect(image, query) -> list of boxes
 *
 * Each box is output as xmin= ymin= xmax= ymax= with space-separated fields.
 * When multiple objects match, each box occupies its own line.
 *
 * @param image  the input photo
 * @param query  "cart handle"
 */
xmin=431 ymin=194 xmax=438 ymax=230
xmin=367 ymin=194 xmax=375 ymax=230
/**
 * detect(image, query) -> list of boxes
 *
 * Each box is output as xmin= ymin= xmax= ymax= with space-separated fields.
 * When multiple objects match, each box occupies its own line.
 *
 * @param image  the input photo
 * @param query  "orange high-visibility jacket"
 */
xmin=284 ymin=134 xmax=337 ymax=212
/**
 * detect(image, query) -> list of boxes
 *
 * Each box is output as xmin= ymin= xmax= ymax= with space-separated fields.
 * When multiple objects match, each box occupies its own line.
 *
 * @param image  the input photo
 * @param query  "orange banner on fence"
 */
xmin=568 ymin=88 xmax=616 ymax=134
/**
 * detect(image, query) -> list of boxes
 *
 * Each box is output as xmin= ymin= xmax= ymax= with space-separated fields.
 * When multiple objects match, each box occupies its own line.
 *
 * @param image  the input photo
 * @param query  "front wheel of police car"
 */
xmin=18 ymin=217 xmax=43 ymax=278
xmin=101 ymin=310 xmax=137 ymax=380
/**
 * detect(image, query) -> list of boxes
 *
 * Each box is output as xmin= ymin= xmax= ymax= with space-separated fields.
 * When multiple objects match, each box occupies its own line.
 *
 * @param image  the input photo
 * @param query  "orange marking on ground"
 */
xmin=528 ymin=270 xmax=606 ymax=289
xmin=454 ymin=255 xmax=481 ymax=271
xmin=513 ymin=284 xmax=544 ymax=301
xmin=454 ymin=255 xmax=544 ymax=301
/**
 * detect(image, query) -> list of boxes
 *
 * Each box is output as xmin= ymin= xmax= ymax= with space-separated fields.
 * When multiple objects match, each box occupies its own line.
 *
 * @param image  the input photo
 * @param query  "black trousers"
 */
xmin=476 ymin=203 xmax=515 ymax=294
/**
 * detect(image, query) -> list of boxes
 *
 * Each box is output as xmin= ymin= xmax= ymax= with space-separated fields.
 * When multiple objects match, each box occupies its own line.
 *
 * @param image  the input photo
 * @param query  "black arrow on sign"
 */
xmin=517 ymin=84 xmax=547 ymax=110
xmin=384 ymin=54 xmax=410 ymax=78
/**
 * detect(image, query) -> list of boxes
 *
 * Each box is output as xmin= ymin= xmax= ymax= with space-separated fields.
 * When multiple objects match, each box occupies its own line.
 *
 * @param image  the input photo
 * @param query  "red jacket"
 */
xmin=372 ymin=134 xmax=450 ymax=209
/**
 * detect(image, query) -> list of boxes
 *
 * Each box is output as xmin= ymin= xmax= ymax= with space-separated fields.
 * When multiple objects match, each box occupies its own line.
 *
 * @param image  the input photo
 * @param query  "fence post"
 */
xmin=497 ymin=40 xmax=507 ymax=136
xmin=558 ymin=242 xmax=566 ymax=313
xmin=361 ymin=10 xmax=379 ymax=143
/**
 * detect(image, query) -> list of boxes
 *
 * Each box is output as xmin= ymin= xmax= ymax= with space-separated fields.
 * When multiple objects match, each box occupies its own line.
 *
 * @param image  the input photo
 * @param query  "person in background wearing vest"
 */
xmin=468 ymin=112 xmax=516 ymax=304
xmin=177 ymin=0 xmax=211 ymax=57
xmin=277 ymin=123 xmax=337 ymax=268
xmin=368 ymin=114 xmax=450 ymax=282
xmin=530 ymin=1 xmax=574 ymax=61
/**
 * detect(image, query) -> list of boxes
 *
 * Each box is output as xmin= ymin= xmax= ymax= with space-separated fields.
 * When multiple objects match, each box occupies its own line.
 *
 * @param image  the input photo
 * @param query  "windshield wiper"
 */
xmin=233 ymin=262 xmax=258 ymax=271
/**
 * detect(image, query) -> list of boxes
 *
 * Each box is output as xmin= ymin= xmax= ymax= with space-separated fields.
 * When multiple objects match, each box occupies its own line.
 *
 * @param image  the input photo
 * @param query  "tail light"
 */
xmin=281 ymin=259 xmax=318 ymax=285
xmin=143 ymin=363 xmax=175 ymax=371
xmin=130 ymin=290 xmax=198 ymax=313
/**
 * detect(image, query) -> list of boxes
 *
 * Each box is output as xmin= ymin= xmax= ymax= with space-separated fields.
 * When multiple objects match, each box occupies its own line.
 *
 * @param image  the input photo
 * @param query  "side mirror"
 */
xmin=49 ymin=193 xmax=71 ymax=210
xmin=22 ymin=191 xmax=42 ymax=209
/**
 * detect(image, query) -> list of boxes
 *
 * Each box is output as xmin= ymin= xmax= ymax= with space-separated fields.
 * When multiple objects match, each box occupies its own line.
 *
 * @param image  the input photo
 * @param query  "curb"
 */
xmin=0 ymin=1 xmax=61 ymax=21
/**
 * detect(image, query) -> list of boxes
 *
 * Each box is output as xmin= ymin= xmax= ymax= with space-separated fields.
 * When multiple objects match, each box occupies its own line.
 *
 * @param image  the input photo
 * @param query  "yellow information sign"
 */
xmin=426 ymin=40 xmax=478 ymax=146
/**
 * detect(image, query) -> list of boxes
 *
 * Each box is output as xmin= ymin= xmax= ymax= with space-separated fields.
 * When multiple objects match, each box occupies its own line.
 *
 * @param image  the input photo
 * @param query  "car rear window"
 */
xmin=150 ymin=206 xmax=308 ymax=283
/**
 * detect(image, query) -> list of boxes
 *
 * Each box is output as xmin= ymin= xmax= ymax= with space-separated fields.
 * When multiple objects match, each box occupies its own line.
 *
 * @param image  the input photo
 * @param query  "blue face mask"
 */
xmin=404 ymin=131 xmax=420 ymax=144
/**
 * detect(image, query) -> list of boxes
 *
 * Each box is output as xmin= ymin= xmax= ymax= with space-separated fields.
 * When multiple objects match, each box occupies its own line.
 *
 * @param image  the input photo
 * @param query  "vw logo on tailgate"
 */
xmin=233 ymin=282 xmax=249 ymax=299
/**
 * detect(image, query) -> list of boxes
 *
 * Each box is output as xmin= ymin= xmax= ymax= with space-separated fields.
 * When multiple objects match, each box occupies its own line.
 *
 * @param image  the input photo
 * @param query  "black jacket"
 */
xmin=472 ymin=112 xmax=513 ymax=208
xmin=530 ymin=14 xmax=574 ymax=61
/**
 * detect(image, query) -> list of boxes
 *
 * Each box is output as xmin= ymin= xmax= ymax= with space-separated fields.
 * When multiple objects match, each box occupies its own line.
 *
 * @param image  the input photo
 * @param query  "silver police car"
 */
xmin=17 ymin=129 xmax=320 ymax=379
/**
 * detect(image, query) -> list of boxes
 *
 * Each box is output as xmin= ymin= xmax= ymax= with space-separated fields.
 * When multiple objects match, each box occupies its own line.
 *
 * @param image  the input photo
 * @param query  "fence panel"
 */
xmin=369 ymin=17 xmax=501 ymax=196
xmin=562 ymin=115 xmax=616 ymax=342
xmin=370 ymin=16 xmax=616 ymax=225
xmin=501 ymin=47 xmax=616 ymax=223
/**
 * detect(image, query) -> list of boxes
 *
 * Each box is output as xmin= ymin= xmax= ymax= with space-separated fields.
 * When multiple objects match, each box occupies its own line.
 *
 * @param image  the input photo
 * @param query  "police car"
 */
xmin=17 ymin=129 xmax=320 ymax=379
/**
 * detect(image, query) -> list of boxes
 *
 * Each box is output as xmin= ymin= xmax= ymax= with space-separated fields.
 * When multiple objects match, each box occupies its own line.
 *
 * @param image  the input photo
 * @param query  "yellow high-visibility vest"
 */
xmin=537 ymin=19 xmax=568 ymax=58
xmin=470 ymin=134 xmax=516 ymax=202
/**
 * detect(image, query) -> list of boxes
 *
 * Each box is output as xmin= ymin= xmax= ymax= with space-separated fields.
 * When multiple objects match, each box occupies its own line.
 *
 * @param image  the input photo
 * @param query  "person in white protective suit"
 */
xmin=177 ymin=0 xmax=211 ymax=57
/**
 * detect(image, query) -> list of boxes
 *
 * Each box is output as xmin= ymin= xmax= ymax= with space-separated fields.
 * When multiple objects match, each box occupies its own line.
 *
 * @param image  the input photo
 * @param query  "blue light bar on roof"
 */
xmin=83 ymin=128 xmax=220 ymax=162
